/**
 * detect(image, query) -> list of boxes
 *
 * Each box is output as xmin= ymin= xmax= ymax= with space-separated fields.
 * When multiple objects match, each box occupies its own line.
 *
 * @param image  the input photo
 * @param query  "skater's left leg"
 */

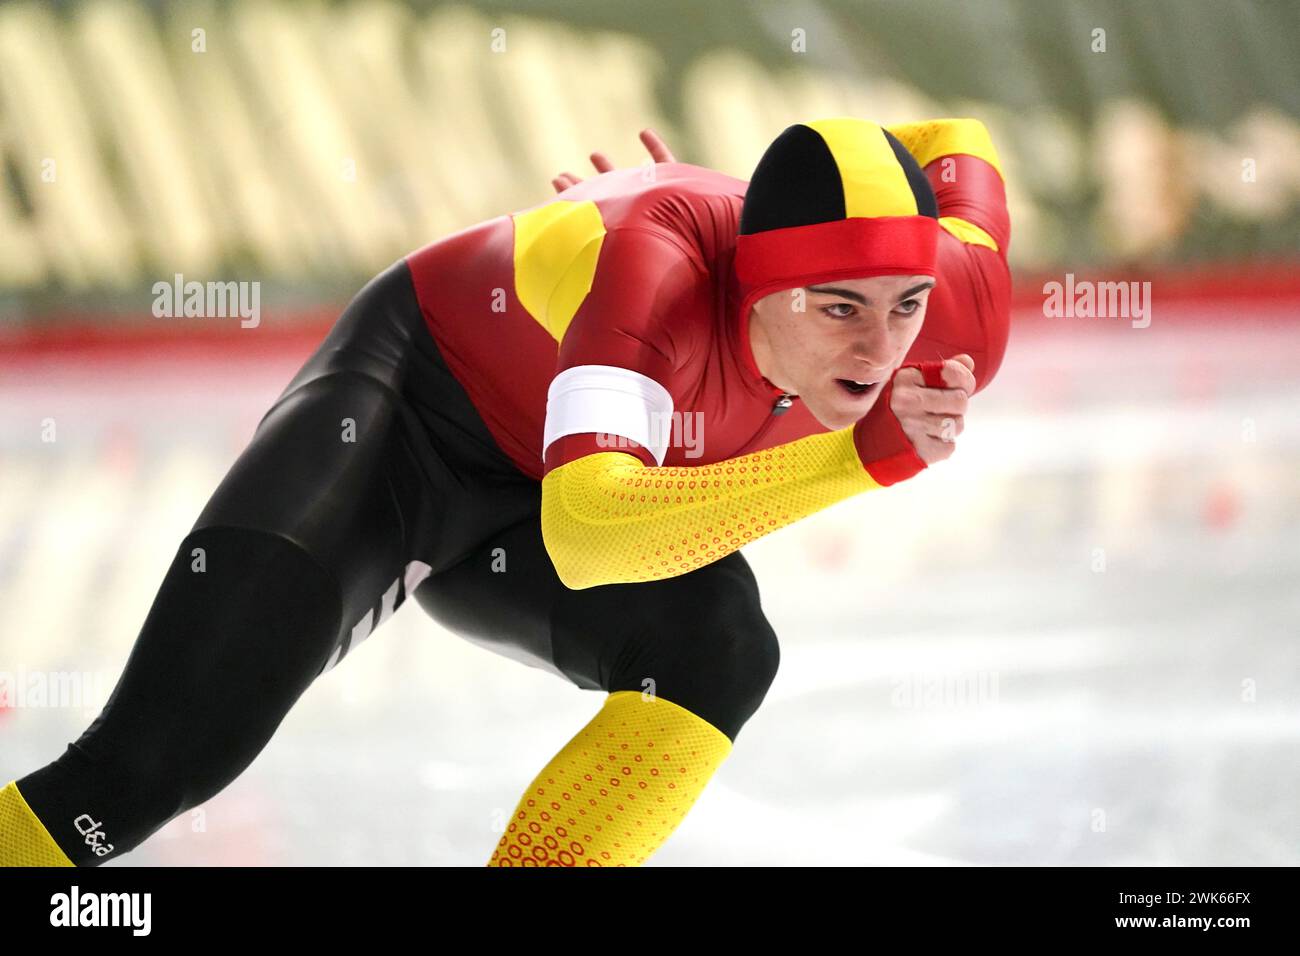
xmin=484 ymin=690 xmax=735 ymax=867
xmin=416 ymin=515 xmax=781 ymax=866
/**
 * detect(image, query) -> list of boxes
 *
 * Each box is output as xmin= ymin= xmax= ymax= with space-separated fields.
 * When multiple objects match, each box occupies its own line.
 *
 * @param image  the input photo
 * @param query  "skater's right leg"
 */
xmin=1 ymin=255 xmax=531 ymax=866
xmin=1 ymin=364 xmax=422 ymax=866
xmin=3 ymin=525 xmax=344 ymax=866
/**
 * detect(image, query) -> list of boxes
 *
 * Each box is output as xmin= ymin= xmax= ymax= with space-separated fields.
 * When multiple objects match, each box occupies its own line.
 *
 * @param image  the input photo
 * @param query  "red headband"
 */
xmin=734 ymin=215 xmax=939 ymax=290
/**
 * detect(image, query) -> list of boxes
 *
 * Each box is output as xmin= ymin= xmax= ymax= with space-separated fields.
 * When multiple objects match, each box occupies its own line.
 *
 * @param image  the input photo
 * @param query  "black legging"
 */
xmin=15 ymin=258 xmax=781 ymax=866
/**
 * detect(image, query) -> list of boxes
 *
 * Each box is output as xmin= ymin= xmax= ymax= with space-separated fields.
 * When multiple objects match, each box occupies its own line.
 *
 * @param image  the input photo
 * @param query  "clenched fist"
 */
xmin=852 ymin=354 xmax=976 ymax=486
xmin=890 ymin=353 xmax=975 ymax=464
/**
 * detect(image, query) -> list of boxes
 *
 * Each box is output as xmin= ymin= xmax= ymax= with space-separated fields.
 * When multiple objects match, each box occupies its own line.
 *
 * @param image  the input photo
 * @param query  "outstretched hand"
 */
xmin=551 ymin=128 xmax=677 ymax=193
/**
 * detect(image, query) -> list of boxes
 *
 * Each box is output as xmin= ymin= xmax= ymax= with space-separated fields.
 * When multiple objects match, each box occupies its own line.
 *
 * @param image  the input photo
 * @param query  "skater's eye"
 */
xmin=820 ymin=303 xmax=856 ymax=319
xmin=894 ymin=299 xmax=922 ymax=317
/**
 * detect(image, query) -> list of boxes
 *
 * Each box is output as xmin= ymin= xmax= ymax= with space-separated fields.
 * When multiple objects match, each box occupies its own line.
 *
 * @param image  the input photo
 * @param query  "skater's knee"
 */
xmin=166 ymin=525 xmax=345 ymax=673
xmin=131 ymin=525 xmax=345 ymax=779
xmin=667 ymin=556 xmax=780 ymax=690
xmin=668 ymin=596 xmax=780 ymax=724
xmin=608 ymin=557 xmax=781 ymax=742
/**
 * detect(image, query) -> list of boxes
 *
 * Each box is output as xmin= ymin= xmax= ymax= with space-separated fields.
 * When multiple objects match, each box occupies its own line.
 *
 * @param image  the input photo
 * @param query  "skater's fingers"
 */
xmin=940 ymin=354 xmax=977 ymax=394
xmin=639 ymin=128 xmax=677 ymax=163
xmin=552 ymin=172 xmax=582 ymax=193
xmin=916 ymin=386 xmax=969 ymax=418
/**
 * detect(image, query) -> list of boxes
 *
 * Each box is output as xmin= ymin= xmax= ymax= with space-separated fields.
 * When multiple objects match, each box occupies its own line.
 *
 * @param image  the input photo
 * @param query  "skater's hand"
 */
xmin=889 ymin=353 xmax=975 ymax=465
xmin=852 ymin=354 xmax=975 ymax=485
xmin=551 ymin=128 xmax=677 ymax=193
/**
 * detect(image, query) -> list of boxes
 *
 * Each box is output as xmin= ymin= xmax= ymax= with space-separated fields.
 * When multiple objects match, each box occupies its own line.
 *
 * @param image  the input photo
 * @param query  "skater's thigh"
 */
xmin=414 ymin=508 xmax=782 ymax=739
xmin=410 ymin=496 xmax=570 ymax=679
xmin=193 ymin=368 xmax=417 ymax=641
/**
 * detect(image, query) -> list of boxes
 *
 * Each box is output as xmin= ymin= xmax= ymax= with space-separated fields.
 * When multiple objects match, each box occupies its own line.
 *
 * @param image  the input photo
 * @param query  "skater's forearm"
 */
xmin=540 ymin=426 xmax=881 ymax=589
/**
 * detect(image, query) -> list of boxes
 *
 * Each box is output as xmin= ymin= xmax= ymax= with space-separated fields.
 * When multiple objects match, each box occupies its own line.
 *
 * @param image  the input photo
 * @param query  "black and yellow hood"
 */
xmin=733 ymin=117 xmax=941 ymax=327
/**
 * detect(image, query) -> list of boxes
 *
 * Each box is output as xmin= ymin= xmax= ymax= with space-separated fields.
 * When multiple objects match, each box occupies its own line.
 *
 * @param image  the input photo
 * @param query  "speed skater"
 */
xmin=1 ymin=116 xmax=1010 ymax=867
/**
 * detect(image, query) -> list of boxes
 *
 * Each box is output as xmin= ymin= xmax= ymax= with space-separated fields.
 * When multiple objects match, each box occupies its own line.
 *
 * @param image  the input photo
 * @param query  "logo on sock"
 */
xmin=73 ymin=813 xmax=115 ymax=857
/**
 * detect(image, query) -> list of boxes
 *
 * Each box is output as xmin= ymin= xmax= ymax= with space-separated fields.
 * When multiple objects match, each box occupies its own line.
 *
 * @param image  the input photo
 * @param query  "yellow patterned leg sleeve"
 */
xmin=0 ymin=780 xmax=75 ymax=867
xmin=487 ymin=691 xmax=732 ymax=866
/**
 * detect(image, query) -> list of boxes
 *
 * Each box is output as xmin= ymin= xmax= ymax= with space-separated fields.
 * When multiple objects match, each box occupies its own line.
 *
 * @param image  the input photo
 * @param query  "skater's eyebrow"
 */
xmin=805 ymin=281 xmax=934 ymax=307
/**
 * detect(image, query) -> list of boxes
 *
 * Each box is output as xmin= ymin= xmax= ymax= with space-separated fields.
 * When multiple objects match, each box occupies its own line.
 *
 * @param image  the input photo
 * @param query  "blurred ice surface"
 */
xmin=2 ymin=304 xmax=1298 ymax=865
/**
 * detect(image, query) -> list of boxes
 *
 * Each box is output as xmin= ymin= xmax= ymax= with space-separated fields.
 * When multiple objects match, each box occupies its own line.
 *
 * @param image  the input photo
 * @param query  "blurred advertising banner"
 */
xmin=0 ymin=0 xmax=1296 ymax=310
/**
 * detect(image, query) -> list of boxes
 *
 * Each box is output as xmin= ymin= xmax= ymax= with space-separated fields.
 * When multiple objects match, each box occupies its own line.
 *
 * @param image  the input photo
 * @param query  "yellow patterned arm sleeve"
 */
xmin=541 ymin=425 xmax=883 ymax=589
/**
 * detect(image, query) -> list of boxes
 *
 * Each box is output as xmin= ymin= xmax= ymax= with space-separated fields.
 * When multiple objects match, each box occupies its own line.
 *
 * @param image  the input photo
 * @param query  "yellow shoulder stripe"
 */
xmin=939 ymin=216 xmax=999 ymax=252
xmin=512 ymin=199 xmax=606 ymax=342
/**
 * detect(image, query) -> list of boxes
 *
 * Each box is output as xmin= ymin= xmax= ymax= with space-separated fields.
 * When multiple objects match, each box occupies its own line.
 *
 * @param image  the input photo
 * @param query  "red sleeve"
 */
xmin=930 ymin=154 xmax=1011 ymax=256
xmin=907 ymin=153 xmax=1012 ymax=394
xmin=541 ymin=227 xmax=704 ymax=475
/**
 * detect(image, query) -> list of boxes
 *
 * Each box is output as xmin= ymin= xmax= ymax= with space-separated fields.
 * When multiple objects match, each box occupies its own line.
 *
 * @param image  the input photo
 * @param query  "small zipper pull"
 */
xmin=772 ymin=393 xmax=795 ymax=416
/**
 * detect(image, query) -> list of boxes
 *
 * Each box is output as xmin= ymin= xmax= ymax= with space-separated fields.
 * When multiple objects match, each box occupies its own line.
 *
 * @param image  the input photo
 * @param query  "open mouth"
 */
xmin=836 ymin=378 xmax=880 ymax=397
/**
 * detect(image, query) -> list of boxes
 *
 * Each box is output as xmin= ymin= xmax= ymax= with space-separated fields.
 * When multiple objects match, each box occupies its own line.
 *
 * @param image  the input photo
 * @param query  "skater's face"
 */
xmin=748 ymin=274 xmax=934 ymax=430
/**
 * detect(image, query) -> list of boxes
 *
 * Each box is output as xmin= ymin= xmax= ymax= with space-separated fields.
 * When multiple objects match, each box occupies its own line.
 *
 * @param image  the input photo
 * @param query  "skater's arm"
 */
xmin=888 ymin=118 xmax=1012 ymax=394
xmin=538 ymin=220 xmax=973 ymax=589
xmin=886 ymin=117 xmax=1010 ymax=254
xmin=540 ymin=358 xmax=970 ymax=590
xmin=542 ymin=427 xmax=884 ymax=590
